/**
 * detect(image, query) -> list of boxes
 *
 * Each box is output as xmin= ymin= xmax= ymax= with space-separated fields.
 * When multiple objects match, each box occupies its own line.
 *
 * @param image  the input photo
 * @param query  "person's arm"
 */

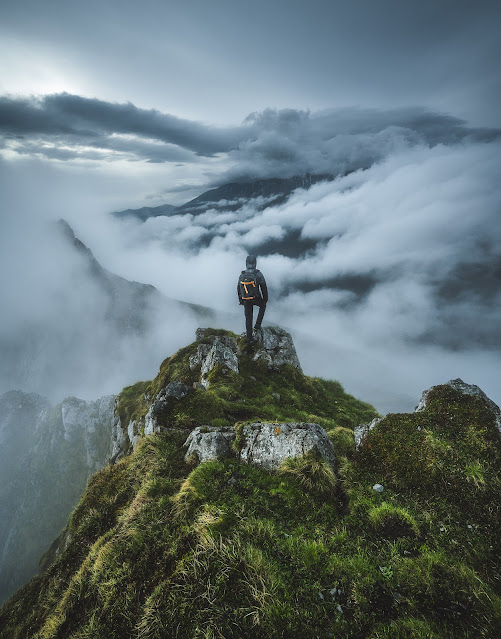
xmin=259 ymin=272 xmax=268 ymax=303
xmin=237 ymin=276 xmax=243 ymax=304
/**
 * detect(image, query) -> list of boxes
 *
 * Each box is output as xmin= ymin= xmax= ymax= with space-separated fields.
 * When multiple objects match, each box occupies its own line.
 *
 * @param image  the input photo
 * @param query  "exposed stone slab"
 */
xmin=184 ymin=422 xmax=336 ymax=471
xmin=189 ymin=331 xmax=240 ymax=387
xmin=200 ymin=341 xmax=239 ymax=388
xmin=189 ymin=344 xmax=211 ymax=371
xmin=144 ymin=382 xmax=194 ymax=436
xmin=252 ymin=326 xmax=302 ymax=371
xmin=239 ymin=422 xmax=335 ymax=470
xmin=184 ymin=426 xmax=235 ymax=463
xmin=159 ymin=382 xmax=194 ymax=401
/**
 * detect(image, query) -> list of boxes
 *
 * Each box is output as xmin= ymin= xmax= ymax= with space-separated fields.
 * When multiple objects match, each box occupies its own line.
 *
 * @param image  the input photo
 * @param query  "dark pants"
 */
xmin=244 ymin=299 xmax=266 ymax=341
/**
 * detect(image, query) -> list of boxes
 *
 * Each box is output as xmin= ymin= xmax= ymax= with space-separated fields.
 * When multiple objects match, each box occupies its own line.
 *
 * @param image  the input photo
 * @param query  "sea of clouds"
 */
xmin=101 ymin=137 xmax=501 ymax=412
xmin=1 ymin=101 xmax=500 ymax=413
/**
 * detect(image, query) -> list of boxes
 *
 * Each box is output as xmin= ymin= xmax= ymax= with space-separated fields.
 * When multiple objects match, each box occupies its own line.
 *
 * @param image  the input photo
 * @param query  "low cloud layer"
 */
xmin=96 ymin=135 xmax=501 ymax=411
xmin=1 ymin=101 xmax=500 ymax=413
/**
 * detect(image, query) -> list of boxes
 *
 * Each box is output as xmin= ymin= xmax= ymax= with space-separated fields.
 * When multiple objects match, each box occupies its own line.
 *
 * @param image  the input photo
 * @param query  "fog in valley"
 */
xmin=1 ymin=106 xmax=500 ymax=413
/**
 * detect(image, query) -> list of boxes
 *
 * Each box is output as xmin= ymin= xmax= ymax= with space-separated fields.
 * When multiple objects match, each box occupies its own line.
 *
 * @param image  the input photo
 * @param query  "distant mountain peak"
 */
xmin=111 ymin=203 xmax=178 ymax=222
xmin=109 ymin=173 xmax=334 ymax=222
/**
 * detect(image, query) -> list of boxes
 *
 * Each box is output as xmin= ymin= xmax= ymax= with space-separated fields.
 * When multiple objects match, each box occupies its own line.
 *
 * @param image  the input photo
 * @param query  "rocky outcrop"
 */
xmin=415 ymin=378 xmax=501 ymax=435
xmin=184 ymin=422 xmax=336 ymax=471
xmin=189 ymin=326 xmax=302 ymax=381
xmin=112 ymin=327 xmax=304 ymax=460
xmin=0 ymin=391 xmax=115 ymax=605
xmin=184 ymin=426 xmax=235 ymax=464
xmin=252 ymin=326 xmax=302 ymax=371
xmin=189 ymin=332 xmax=239 ymax=388
xmin=355 ymin=378 xmax=501 ymax=452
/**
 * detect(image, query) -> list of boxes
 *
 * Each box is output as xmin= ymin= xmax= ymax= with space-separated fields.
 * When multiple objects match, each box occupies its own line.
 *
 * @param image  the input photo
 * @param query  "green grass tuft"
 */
xmin=368 ymin=502 xmax=419 ymax=539
xmin=279 ymin=452 xmax=337 ymax=497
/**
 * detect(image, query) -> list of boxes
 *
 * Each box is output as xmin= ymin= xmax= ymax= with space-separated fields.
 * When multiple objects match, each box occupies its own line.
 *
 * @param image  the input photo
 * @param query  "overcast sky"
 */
xmin=2 ymin=0 xmax=500 ymax=126
xmin=1 ymin=0 xmax=500 ymax=413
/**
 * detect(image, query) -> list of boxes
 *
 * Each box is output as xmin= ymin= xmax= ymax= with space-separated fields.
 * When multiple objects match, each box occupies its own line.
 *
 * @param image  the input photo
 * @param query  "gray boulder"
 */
xmin=159 ymin=381 xmax=194 ymax=401
xmin=240 ymin=422 xmax=335 ymax=470
xmin=189 ymin=344 xmax=211 ymax=371
xmin=252 ymin=326 xmax=302 ymax=371
xmin=415 ymin=378 xmax=501 ymax=435
xmin=184 ymin=422 xmax=336 ymax=471
xmin=184 ymin=426 xmax=235 ymax=463
xmin=189 ymin=332 xmax=239 ymax=388
xmin=200 ymin=341 xmax=239 ymax=388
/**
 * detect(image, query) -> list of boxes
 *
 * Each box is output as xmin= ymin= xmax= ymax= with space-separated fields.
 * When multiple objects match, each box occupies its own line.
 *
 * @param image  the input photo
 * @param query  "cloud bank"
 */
xmin=97 ymin=135 xmax=501 ymax=412
xmin=1 ymin=100 xmax=500 ymax=413
xmin=1 ymin=94 xmax=499 ymax=182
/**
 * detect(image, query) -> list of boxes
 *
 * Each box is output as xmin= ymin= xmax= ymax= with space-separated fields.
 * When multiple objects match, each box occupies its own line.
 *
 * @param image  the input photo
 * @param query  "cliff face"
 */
xmin=0 ymin=391 xmax=115 ymax=604
xmin=1 ymin=328 xmax=500 ymax=639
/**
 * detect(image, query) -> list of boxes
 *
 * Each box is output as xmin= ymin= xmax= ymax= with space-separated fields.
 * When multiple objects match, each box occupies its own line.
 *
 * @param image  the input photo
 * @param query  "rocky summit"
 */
xmin=111 ymin=326 xmax=304 ymax=461
xmin=1 ymin=328 xmax=500 ymax=639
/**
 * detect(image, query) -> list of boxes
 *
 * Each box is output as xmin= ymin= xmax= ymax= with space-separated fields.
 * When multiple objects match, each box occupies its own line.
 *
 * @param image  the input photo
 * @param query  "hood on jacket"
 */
xmin=246 ymin=255 xmax=257 ymax=269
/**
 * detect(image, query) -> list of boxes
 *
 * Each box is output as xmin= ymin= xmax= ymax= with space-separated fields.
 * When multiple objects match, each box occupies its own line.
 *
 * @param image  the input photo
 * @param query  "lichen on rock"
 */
xmin=354 ymin=417 xmax=382 ymax=450
xmin=184 ymin=421 xmax=336 ymax=471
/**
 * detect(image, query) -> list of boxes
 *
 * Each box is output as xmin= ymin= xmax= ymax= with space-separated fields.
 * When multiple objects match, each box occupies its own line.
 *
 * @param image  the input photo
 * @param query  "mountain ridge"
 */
xmin=111 ymin=173 xmax=334 ymax=221
xmin=1 ymin=327 xmax=500 ymax=638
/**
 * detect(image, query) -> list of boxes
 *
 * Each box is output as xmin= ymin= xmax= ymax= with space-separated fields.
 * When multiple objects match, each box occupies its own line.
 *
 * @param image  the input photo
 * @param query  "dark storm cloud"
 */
xmin=221 ymin=107 xmax=501 ymax=183
xmin=0 ymin=93 xmax=241 ymax=157
xmin=7 ymin=134 xmax=195 ymax=164
xmin=2 ymin=94 xmax=499 ymax=173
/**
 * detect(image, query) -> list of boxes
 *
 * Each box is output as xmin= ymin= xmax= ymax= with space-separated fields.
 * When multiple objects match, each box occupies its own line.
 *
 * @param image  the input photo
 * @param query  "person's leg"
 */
xmin=254 ymin=299 xmax=266 ymax=329
xmin=244 ymin=301 xmax=254 ymax=341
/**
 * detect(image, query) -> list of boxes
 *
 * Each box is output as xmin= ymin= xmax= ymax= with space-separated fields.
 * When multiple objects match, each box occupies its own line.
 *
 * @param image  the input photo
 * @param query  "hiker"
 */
xmin=237 ymin=255 xmax=268 ymax=345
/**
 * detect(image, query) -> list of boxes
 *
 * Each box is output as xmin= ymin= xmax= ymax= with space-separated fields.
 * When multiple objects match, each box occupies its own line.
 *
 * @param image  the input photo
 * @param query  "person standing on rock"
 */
xmin=237 ymin=255 xmax=268 ymax=345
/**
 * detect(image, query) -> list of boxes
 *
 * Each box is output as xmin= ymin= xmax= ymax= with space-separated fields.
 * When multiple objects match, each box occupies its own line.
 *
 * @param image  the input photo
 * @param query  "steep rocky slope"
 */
xmin=1 ymin=327 xmax=500 ymax=638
